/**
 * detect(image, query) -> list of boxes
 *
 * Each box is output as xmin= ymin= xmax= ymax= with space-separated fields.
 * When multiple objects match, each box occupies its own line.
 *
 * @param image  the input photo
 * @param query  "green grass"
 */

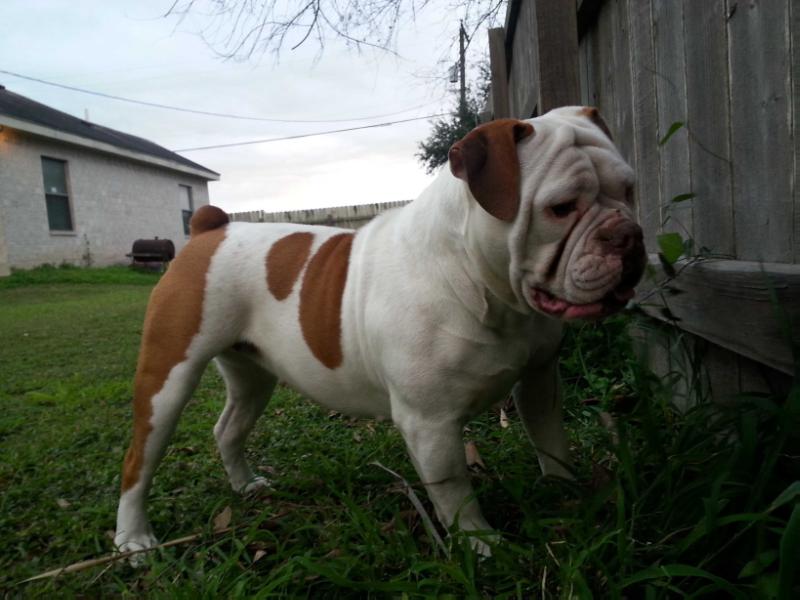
xmin=0 ymin=263 xmax=161 ymax=290
xmin=0 ymin=267 xmax=798 ymax=598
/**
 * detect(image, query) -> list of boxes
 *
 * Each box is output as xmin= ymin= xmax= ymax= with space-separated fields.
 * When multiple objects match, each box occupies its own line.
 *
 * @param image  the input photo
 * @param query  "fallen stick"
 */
xmin=370 ymin=461 xmax=449 ymax=557
xmin=19 ymin=527 xmax=233 ymax=584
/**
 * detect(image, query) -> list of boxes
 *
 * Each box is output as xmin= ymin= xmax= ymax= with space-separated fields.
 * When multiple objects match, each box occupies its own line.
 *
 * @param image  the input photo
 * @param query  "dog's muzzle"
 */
xmin=531 ymin=217 xmax=646 ymax=321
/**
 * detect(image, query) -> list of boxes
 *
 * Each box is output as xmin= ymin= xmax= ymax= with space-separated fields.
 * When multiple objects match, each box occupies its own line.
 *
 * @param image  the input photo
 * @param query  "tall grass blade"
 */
xmin=778 ymin=504 xmax=800 ymax=599
xmin=622 ymin=564 xmax=746 ymax=598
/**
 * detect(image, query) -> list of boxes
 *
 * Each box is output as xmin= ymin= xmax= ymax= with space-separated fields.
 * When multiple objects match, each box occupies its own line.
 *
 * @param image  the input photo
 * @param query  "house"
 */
xmin=0 ymin=85 xmax=219 ymax=275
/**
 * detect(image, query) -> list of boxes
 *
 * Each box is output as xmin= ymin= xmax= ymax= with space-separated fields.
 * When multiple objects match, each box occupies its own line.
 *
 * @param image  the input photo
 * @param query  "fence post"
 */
xmin=489 ymin=0 xmax=581 ymax=119
xmin=488 ymin=27 xmax=510 ymax=119
xmin=533 ymin=0 xmax=581 ymax=112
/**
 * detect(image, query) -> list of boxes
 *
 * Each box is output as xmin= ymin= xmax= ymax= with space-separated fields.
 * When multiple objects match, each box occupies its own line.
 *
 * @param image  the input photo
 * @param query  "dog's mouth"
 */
xmin=530 ymin=287 xmax=635 ymax=321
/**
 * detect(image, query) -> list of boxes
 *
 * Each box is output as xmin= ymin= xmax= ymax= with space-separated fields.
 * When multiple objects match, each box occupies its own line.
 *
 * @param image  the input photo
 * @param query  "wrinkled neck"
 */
xmin=397 ymin=170 xmax=527 ymax=322
xmin=461 ymin=198 xmax=524 ymax=313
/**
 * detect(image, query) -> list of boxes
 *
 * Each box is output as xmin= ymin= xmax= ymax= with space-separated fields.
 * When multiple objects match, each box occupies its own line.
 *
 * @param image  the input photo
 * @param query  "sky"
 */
xmin=0 ymin=1 xmax=490 ymax=214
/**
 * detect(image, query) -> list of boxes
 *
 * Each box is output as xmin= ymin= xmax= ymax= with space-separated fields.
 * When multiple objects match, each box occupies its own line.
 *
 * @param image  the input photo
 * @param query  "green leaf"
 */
xmin=756 ymin=573 xmax=781 ymax=598
xmin=659 ymin=121 xmax=685 ymax=146
xmin=739 ymin=550 xmax=778 ymax=579
xmin=657 ymin=232 xmax=685 ymax=265
xmin=778 ymin=503 xmax=800 ymax=599
xmin=658 ymin=253 xmax=677 ymax=277
xmin=768 ymin=482 xmax=800 ymax=512
xmin=672 ymin=193 xmax=696 ymax=203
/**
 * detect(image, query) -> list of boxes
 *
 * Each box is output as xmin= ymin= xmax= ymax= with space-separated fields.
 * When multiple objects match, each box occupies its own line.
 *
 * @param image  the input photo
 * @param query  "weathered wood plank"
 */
xmin=488 ymin=27 xmax=510 ymax=120
xmin=627 ymin=0 xmax=661 ymax=252
xmin=792 ymin=0 xmax=800 ymax=263
xmin=652 ymin=0 xmax=692 ymax=240
xmin=610 ymin=0 xmax=634 ymax=165
xmin=579 ymin=33 xmax=591 ymax=106
xmin=701 ymin=343 xmax=744 ymax=405
xmin=508 ymin=0 xmax=538 ymax=117
xmin=727 ymin=0 xmax=793 ymax=261
xmin=683 ymin=0 xmax=733 ymax=257
xmin=637 ymin=256 xmax=800 ymax=375
xmin=591 ymin=2 xmax=615 ymax=120
xmin=533 ymin=0 xmax=581 ymax=111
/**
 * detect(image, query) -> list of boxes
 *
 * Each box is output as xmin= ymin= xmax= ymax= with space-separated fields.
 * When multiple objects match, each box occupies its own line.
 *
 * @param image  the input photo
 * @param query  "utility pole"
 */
xmin=459 ymin=21 xmax=467 ymax=114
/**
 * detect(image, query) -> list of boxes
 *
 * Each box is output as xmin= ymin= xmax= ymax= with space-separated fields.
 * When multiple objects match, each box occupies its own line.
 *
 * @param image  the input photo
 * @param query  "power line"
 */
xmin=0 ymin=68 xmax=441 ymax=124
xmin=173 ymin=113 xmax=449 ymax=152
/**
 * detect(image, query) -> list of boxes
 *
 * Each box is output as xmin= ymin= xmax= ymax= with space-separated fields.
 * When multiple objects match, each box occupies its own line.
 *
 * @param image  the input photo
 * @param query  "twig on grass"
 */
xmin=19 ymin=527 xmax=233 ymax=584
xmin=370 ymin=461 xmax=449 ymax=557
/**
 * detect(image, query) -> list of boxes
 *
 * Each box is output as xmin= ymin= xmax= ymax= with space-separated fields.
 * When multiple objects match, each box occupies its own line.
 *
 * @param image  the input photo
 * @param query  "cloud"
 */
xmin=0 ymin=0 xmax=460 ymax=214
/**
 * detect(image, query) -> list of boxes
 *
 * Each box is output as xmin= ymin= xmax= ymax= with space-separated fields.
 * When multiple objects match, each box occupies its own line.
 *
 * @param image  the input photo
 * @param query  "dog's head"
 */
xmin=448 ymin=107 xmax=646 ymax=320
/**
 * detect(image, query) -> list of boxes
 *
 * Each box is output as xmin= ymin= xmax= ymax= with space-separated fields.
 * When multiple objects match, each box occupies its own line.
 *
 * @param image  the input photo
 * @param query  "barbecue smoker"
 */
xmin=126 ymin=237 xmax=175 ymax=271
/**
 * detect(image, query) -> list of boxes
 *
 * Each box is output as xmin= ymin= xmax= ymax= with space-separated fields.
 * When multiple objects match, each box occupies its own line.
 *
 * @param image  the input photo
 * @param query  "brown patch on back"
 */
xmin=299 ymin=233 xmax=354 ymax=369
xmin=578 ymin=106 xmax=614 ymax=141
xmin=448 ymin=119 xmax=534 ymax=222
xmin=267 ymin=232 xmax=315 ymax=300
xmin=190 ymin=205 xmax=229 ymax=237
xmin=121 ymin=226 xmax=227 ymax=492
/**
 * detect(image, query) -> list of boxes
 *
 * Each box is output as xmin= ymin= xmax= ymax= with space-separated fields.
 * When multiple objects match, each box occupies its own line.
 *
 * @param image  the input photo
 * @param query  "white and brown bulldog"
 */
xmin=115 ymin=106 xmax=645 ymax=556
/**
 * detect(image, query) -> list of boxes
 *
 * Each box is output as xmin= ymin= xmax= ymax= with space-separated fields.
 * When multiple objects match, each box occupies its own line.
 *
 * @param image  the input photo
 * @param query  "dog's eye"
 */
xmin=550 ymin=200 xmax=578 ymax=218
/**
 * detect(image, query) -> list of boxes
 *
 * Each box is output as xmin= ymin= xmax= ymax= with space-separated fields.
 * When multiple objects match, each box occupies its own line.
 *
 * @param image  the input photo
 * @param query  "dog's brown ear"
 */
xmin=578 ymin=106 xmax=613 ymax=141
xmin=448 ymin=119 xmax=534 ymax=222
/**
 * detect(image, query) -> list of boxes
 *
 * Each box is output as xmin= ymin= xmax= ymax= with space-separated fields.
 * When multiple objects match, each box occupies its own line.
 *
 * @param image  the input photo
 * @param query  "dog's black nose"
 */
xmin=597 ymin=220 xmax=643 ymax=255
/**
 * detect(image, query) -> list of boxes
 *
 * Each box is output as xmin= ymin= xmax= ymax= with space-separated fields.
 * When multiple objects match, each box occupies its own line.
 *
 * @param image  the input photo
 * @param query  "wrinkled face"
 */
xmin=449 ymin=107 xmax=646 ymax=321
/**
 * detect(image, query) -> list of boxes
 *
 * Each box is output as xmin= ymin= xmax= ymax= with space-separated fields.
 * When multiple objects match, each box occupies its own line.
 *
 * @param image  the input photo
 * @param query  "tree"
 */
xmin=163 ymin=0 xmax=506 ymax=60
xmin=416 ymin=97 xmax=480 ymax=174
xmin=416 ymin=60 xmax=490 ymax=174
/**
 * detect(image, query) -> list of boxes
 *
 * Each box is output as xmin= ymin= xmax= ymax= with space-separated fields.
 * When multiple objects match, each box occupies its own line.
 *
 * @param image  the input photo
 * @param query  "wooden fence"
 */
xmin=230 ymin=200 xmax=409 ymax=230
xmin=488 ymin=0 xmax=799 ymax=399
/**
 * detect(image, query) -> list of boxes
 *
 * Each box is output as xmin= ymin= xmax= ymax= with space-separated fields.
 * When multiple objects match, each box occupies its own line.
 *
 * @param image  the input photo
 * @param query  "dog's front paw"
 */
xmin=240 ymin=476 xmax=273 ymax=496
xmin=114 ymin=531 xmax=159 ymax=567
xmin=468 ymin=531 xmax=501 ymax=558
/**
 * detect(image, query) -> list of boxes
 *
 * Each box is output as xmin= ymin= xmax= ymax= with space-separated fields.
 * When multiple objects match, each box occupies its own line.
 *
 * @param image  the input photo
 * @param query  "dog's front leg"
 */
xmin=393 ymin=409 xmax=495 ymax=555
xmin=513 ymin=357 xmax=574 ymax=479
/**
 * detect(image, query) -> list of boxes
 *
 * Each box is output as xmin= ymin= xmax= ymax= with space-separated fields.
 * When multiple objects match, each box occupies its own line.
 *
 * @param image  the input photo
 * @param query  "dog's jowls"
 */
xmin=114 ymin=106 xmax=645 ymax=558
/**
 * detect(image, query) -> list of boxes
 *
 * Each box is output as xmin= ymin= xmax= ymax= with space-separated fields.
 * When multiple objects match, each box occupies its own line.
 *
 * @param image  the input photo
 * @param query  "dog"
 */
xmin=114 ymin=106 xmax=645 ymax=557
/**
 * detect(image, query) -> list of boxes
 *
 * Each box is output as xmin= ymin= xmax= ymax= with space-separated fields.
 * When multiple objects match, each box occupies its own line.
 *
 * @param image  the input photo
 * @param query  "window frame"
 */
xmin=179 ymin=184 xmax=194 ymax=236
xmin=41 ymin=156 xmax=75 ymax=234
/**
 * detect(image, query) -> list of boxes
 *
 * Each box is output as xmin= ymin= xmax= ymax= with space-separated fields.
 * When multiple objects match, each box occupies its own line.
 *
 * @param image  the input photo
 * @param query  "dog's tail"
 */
xmin=190 ymin=205 xmax=230 ymax=237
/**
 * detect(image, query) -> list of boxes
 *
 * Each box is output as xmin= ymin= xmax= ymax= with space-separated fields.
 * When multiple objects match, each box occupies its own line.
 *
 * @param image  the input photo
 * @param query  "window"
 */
xmin=41 ymin=157 xmax=73 ymax=231
xmin=179 ymin=184 xmax=193 ymax=235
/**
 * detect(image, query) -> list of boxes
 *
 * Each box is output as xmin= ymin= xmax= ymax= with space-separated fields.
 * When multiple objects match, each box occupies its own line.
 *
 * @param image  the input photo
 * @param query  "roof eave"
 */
xmin=0 ymin=115 xmax=220 ymax=181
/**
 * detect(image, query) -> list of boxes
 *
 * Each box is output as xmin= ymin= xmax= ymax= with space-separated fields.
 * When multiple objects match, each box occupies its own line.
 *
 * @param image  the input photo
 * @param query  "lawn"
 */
xmin=0 ymin=266 xmax=798 ymax=598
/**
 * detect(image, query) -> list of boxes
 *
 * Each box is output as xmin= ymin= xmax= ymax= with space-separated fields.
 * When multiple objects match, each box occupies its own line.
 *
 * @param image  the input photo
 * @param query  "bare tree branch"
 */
xmin=163 ymin=0 xmax=505 ymax=61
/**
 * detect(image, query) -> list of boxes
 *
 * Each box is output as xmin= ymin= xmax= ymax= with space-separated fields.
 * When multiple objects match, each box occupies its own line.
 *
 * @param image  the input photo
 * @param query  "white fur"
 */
xmin=115 ymin=107 xmax=638 ymax=558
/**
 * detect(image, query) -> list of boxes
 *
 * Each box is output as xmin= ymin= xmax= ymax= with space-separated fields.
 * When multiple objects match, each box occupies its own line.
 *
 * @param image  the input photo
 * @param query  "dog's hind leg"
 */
xmin=115 ymin=351 xmax=209 ymax=555
xmin=213 ymin=349 xmax=277 ymax=494
xmin=115 ymin=225 xmax=229 ymax=557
